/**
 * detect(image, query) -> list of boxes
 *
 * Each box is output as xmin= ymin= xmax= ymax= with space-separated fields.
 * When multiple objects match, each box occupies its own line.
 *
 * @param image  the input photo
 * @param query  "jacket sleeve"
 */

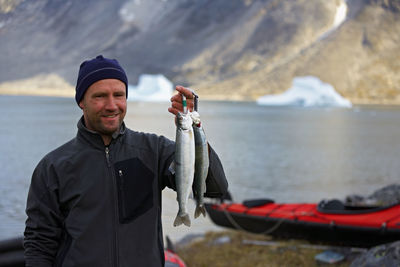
xmin=159 ymin=135 xmax=229 ymax=199
xmin=203 ymin=144 xmax=228 ymax=198
xmin=24 ymin=159 xmax=63 ymax=267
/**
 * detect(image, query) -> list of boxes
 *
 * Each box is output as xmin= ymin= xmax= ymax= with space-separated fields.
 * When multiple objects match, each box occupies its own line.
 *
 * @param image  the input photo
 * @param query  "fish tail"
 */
xmin=194 ymin=205 xmax=206 ymax=218
xmin=173 ymin=213 xmax=191 ymax=227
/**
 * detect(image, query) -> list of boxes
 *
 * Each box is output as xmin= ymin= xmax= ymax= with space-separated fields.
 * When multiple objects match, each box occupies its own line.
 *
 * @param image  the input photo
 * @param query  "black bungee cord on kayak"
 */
xmin=220 ymin=204 xmax=286 ymax=235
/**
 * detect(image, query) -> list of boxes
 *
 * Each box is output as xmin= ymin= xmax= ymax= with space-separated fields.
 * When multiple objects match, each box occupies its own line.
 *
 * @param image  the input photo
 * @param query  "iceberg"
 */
xmin=257 ymin=76 xmax=352 ymax=108
xmin=127 ymin=74 xmax=173 ymax=102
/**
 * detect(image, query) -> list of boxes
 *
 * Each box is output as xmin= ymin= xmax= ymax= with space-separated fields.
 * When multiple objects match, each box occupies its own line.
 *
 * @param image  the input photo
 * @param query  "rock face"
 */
xmin=350 ymin=241 xmax=400 ymax=267
xmin=0 ymin=0 xmax=399 ymax=103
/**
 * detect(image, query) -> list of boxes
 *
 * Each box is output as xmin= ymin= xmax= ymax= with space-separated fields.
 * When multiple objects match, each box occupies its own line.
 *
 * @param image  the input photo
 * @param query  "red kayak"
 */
xmin=205 ymin=198 xmax=400 ymax=247
xmin=164 ymin=249 xmax=186 ymax=267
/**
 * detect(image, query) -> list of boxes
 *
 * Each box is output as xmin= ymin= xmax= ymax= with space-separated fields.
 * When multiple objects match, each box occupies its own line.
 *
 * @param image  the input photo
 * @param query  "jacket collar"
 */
xmin=76 ymin=116 xmax=126 ymax=149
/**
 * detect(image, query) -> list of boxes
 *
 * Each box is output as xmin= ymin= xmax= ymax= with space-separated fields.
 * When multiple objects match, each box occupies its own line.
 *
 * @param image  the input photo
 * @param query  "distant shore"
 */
xmin=3 ymin=90 xmax=400 ymax=106
xmin=1 ymin=74 xmax=400 ymax=105
xmin=0 ymin=74 xmax=75 ymax=98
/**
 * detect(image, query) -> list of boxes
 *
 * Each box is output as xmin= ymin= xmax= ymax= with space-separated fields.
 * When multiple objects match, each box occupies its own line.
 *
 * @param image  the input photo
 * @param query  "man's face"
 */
xmin=79 ymin=79 xmax=127 ymax=142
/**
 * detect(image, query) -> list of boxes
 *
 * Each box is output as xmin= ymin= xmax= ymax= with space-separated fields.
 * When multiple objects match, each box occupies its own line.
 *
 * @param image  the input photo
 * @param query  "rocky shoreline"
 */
xmin=175 ymin=184 xmax=400 ymax=266
xmin=175 ymin=230 xmax=400 ymax=267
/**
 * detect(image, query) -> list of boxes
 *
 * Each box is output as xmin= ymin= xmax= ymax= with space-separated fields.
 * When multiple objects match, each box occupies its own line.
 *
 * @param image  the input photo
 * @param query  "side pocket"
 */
xmin=114 ymin=158 xmax=155 ymax=223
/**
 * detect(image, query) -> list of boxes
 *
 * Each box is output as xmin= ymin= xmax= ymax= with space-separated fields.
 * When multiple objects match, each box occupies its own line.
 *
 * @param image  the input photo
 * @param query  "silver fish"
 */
xmin=191 ymin=111 xmax=209 ymax=218
xmin=174 ymin=111 xmax=195 ymax=227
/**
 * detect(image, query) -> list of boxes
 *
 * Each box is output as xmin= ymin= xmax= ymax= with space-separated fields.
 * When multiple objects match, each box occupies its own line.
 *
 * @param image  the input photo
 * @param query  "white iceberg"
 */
xmin=127 ymin=74 xmax=173 ymax=102
xmin=257 ymin=76 xmax=352 ymax=108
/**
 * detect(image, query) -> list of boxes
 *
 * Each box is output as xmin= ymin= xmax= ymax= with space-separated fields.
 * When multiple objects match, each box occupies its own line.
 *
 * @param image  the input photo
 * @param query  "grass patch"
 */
xmin=176 ymin=230 xmax=355 ymax=267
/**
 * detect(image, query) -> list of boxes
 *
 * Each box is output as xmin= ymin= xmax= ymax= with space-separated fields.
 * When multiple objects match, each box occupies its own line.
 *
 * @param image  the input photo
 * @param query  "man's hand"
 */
xmin=168 ymin=85 xmax=195 ymax=116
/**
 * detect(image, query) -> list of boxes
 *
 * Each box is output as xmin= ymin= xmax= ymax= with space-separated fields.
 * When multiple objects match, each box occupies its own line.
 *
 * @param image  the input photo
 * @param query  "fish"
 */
xmin=174 ymin=111 xmax=195 ymax=227
xmin=191 ymin=111 xmax=209 ymax=218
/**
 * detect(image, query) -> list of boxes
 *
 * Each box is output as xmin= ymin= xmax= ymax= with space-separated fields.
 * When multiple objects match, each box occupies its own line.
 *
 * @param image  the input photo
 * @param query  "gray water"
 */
xmin=1 ymin=95 xmax=400 ymax=241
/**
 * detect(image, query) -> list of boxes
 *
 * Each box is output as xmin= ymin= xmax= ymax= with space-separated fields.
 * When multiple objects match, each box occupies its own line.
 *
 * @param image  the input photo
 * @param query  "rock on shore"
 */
xmin=345 ymin=184 xmax=400 ymax=206
xmin=350 ymin=241 xmax=400 ymax=267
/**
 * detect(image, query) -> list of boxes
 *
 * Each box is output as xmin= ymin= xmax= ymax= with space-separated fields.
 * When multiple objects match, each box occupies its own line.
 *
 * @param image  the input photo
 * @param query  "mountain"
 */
xmin=0 ymin=0 xmax=399 ymax=104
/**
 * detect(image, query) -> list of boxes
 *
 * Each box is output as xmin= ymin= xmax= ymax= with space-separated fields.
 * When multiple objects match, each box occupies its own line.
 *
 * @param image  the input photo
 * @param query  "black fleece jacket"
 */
xmin=24 ymin=117 xmax=228 ymax=267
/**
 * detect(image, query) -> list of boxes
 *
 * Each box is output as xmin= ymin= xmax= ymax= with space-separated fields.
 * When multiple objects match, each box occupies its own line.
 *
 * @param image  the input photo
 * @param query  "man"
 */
xmin=24 ymin=55 xmax=228 ymax=266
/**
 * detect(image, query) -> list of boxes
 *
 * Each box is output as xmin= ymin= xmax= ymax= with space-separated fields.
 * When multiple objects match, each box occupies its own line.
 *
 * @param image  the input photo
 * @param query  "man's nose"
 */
xmin=105 ymin=96 xmax=118 ymax=110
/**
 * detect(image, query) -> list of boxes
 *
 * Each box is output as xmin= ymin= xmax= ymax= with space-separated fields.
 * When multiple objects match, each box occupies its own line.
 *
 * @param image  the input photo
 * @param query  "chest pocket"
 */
xmin=114 ymin=158 xmax=155 ymax=223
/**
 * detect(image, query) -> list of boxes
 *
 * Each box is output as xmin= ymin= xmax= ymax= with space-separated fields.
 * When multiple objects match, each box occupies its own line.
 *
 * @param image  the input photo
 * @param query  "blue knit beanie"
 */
xmin=75 ymin=55 xmax=128 ymax=104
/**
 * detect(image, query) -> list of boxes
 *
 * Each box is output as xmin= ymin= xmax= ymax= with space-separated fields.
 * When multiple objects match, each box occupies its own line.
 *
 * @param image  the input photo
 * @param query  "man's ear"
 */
xmin=79 ymin=101 xmax=84 ymax=110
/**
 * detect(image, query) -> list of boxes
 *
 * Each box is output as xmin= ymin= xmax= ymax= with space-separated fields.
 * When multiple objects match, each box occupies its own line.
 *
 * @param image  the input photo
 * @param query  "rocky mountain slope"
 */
xmin=0 ymin=0 xmax=399 ymax=103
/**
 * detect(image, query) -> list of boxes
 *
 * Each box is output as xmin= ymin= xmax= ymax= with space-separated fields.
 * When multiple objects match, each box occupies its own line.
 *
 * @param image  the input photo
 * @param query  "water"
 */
xmin=1 ymin=95 xmax=400 ymax=242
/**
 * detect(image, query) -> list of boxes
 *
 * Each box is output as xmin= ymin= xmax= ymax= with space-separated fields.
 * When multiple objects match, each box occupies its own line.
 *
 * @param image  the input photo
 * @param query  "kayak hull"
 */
xmin=205 ymin=201 xmax=400 ymax=247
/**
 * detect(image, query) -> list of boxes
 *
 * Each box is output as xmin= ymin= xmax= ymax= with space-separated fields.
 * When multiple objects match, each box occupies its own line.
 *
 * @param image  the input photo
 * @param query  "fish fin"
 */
xmin=173 ymin=213 xmax=191 ymax=227
xmin=194 ymin=205 xmax=206 ymax=218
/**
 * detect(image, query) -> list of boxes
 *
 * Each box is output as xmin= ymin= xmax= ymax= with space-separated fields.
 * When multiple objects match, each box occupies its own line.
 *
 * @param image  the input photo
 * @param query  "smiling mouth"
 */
xmin=103 ymin=114 xmax=118 ymax=118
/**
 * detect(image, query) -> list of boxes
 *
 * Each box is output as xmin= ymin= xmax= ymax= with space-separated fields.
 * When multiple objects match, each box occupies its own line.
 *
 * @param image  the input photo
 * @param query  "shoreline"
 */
xmin=1 ymin=73 xmax=400 ymax=105
xmin=2 ymin=92 xmax=400 ymax=107
xmin=175 ymin=230 xmax=356 ymax=266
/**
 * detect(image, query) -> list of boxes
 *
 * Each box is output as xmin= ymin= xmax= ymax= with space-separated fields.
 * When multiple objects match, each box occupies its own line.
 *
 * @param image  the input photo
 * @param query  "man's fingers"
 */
xmin=171 ymin=101 xmax=183 ymax=111
xmin=168 ymin=85 xmax=195 ymax=116
xmin=168 ymin=107 xmax=179 ymax=116
xmin=168 ymin=102 xmax=185 ymax=116
xmin=170 ymin=94 xmax=194 ymax=110
xmin=170 ymin=94 xmax=182 ymax=103
xmin=175 ymin=85 xmax=194 ymax=99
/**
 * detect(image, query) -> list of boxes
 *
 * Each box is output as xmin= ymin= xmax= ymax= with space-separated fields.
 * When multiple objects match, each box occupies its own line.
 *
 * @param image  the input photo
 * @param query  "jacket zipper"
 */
xmin=105 ymin=146 xmax=119 ymax=267
xmin=105 ymin=146 xmax=111 ymax=167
